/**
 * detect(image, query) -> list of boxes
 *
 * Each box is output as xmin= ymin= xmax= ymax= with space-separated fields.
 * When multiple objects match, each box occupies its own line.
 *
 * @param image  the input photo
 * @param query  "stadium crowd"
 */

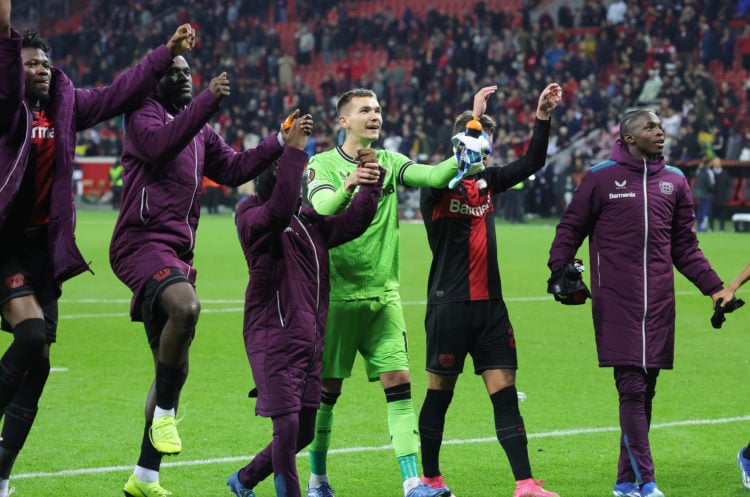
xmin=12 ymin=0 xmax=750 ymax=219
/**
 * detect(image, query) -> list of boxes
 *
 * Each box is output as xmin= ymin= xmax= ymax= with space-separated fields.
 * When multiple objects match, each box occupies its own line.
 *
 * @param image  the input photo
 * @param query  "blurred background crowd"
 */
xmin=12 ymin=0 xmax=750 ymax=226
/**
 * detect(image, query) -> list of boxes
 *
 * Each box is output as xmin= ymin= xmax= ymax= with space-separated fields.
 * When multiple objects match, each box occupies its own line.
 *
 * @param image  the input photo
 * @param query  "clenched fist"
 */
xmin=166 ymin=24 xmax=196 ymax=57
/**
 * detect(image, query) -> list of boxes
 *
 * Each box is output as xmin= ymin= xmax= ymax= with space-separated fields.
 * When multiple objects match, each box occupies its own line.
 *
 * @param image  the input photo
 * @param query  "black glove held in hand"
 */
xmin=547 ymin=259 xmax=591 ymax=305
xmin=711 ymin=297 xmax=745 ymax=329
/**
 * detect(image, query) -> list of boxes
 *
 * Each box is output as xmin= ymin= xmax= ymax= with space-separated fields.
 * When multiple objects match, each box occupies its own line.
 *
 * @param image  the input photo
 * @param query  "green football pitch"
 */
xmin=5 ymin=210 xmax=749 ymax=496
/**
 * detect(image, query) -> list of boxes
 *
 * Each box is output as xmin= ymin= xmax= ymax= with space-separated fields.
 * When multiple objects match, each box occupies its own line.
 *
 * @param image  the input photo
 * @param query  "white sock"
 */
xmin=153 ymin=406 xmax=175 ymax=420
xmin=403 ymin=476 xmax=420 ymax=495
xmin=134 ymin=466 xmax=159 ymax=483
xmin=0 ymin=480 xmax=8 ymax=493
xmin=308 ymin=474 xmax=329 ymax=488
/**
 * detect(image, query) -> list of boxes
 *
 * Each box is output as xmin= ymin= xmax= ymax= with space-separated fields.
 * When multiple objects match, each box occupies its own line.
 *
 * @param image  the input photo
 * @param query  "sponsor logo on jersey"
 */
xmin=448 ymin=196 xmax=492 ymax=216
xmin=31 ymin=125 xmax=54 ymax=139
xmin=5 ymin=273 xmax=25 ymax=289
xmin=615 ymin=179 xmax=627 ymax=189
xmin=153 ymin=268 xmax=172 ymax=281
xmin=438 ymin=353 xmax=455 ymax=368
xmin=659 ymin=181 xmax=674 ymax=195
xmin=382 ymin=184 xmax=395 ymax=197
xmin=608 ymin=191 xmax=636 ymax=199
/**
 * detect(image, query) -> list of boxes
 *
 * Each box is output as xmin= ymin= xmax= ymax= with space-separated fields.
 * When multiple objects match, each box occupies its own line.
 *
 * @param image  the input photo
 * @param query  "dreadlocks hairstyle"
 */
xmin=618 ymin=109 xmax=654 ymax=141
xmin=255 ymin=160 xmax=280 ymax=201
xmin=22 ymin=29 xmax=51 ymax=53
xmin=336 ymin=88 xmax=377 ymax=116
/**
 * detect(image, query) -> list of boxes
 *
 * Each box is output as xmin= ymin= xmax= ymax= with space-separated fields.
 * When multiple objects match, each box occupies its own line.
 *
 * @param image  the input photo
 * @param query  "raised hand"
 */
xmin=282 ymin=109 xmax=313 ymax=150
xmin=1 ymin=0 xmax=11 ymax=36
xmin=208 ymin=72 xmax=230 ymax=100
xmin=166 ymin=24 xmax=195 ymax=57
xmin=472 ymin=85 xmax=498 ymax=118
xmin=536 ymin=83 xmax=563 ymax=120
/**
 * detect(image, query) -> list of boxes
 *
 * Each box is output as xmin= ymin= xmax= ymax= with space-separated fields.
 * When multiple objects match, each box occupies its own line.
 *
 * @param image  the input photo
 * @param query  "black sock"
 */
xmin=0 ymin=446 xmax=17 ymax=480
xmin=491 ymin=386 xmax=531 ymax=481
xmin=419 ymin=389 xmax=453 ymax=477
xmin=137 ymin=420 xmax=162 ymax=471
xmin=1 ymin=403 xmax=37 ymax=452
xmin=155 ymin=362 xmax=184 ymax=410
xmin=320 ymin=390 xmax=340 ymax=406
xmin=384 ymin=383 xmax=411 ymax=402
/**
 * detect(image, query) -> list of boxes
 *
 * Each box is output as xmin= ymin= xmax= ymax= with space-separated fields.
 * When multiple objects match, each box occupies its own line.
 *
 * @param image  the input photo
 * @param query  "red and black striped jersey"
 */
xmin=419 ymin=119 xmax=551 ymax=304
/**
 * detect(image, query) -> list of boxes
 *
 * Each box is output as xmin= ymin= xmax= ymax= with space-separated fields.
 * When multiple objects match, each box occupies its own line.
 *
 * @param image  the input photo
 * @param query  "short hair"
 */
xmin=22 ymin=29 xmax=51 ymax=54
xmin=336 ymin=88 xmax=377 ymax=116
xmin=619 ymin=109 xmax=654 ymax=141
xmin=453 ymin=110 xmax=497 ymax=135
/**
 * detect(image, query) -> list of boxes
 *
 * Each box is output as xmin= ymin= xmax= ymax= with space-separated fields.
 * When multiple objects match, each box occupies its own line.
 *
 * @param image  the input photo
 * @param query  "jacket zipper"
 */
xmin=0 ymin=102 xmax=31 ymax=195
xmin=182 ymin=136 xmax=198 ymax=256
xmin=641 ymin=159 xmax=649 ymax=371
xmin=295 ymin=214 xmax=320 ymax=357
xmin=275 ymin=290 xmax=286 ymax=327
xmin=139 ymin=187 xmax=149 ymax=223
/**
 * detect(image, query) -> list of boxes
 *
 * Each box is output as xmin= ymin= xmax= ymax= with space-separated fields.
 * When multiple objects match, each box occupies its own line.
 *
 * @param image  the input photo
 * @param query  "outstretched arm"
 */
xmin=0 ymin=0 xmax=10 ymax=36
xmin=74 ymin=24 xmax=196 ymax=130
xmin=484 ymin=82 xmax=563 ymax=190
xmin=0 ymin=0 xmax=22 ymax=130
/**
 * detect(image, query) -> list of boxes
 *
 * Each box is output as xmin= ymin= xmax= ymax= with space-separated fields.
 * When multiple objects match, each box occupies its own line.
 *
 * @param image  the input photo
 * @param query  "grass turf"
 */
xmin=5 ymin=210 xmax=749 ymax=496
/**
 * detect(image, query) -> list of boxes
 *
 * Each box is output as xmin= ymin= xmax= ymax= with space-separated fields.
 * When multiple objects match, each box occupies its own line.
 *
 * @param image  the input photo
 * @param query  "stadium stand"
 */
xmin=14 ymin=0 xmax=750 ymax=223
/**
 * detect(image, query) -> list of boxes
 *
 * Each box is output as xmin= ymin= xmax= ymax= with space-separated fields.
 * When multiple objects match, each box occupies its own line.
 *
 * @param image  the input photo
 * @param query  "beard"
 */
xmin=26 ymin=88 xmax=50 ymax=107
xmin=172 ymin=91 xmax=193 ymax=108
xmin=161 ymin=91 xmax=192 ymax=113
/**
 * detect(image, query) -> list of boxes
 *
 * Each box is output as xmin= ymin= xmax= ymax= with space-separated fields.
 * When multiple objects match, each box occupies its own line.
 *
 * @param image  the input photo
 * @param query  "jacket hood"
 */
xmin=610 ymin=138 xmax=666 ymax=175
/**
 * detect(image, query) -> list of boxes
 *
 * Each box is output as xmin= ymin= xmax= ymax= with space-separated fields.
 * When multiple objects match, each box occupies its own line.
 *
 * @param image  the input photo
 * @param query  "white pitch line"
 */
xmin=12 ymin=414 xmax=750 ymax=480
xmin=59 ymin=291 xmax=702 ymax=319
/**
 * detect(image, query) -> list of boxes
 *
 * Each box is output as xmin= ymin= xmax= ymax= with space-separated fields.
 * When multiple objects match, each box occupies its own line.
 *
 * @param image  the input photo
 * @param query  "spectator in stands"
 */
xmin=606 ymin=0 xmax=627 ymax=25
xmin=711 ymin=162 xmax=734 ymax=231
xmin=295 ymin=22 xmax=314 ymax=65
xmin=30 ymin=0 xmax=747 ymax=222
xmin=693 ymin=159 xmax=716 ymax=232
xmin=0 ymin=3 xmax=195 ymax=495
xmin=718 ymin=26 xmax=737 ymax=70
xmin=699 ymin=21 xmax=721 ymax=68
xmin=110 ymin=160 xmax=124 ymax=210
xmin=637 ymin=69 xmax=664 ymax=106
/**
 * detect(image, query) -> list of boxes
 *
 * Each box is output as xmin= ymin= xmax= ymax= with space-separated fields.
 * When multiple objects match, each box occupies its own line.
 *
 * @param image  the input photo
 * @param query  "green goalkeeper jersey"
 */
xmin=306 ymin=146 xmax=457 ymax=300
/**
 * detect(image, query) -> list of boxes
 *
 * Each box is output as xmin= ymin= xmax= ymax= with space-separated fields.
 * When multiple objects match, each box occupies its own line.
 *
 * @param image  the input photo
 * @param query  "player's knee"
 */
xmin=13 ymin=318 xmax=48 ymax=352
xmin=381 ymin=369 xmax=410 ymax=389
xmin=168 ymin=300 xmax=200 ymax=330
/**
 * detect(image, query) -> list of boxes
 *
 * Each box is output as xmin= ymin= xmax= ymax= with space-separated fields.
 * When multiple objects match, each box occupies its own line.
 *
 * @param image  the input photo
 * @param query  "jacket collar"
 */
xmin=610 ymin=138 xmax=666 ymax=174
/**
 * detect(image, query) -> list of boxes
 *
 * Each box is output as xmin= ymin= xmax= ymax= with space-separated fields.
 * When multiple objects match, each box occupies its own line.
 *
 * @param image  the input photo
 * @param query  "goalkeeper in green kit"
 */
xmin=304 ymin=88 xmax=481 ymax=497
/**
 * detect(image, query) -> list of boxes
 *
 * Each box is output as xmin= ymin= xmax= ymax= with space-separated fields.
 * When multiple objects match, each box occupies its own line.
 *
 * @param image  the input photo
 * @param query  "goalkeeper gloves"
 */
xmin=547 ymin=259 xmax=591 ymax=305
xmin=711 ymin=297 xmax=745 ymax=329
